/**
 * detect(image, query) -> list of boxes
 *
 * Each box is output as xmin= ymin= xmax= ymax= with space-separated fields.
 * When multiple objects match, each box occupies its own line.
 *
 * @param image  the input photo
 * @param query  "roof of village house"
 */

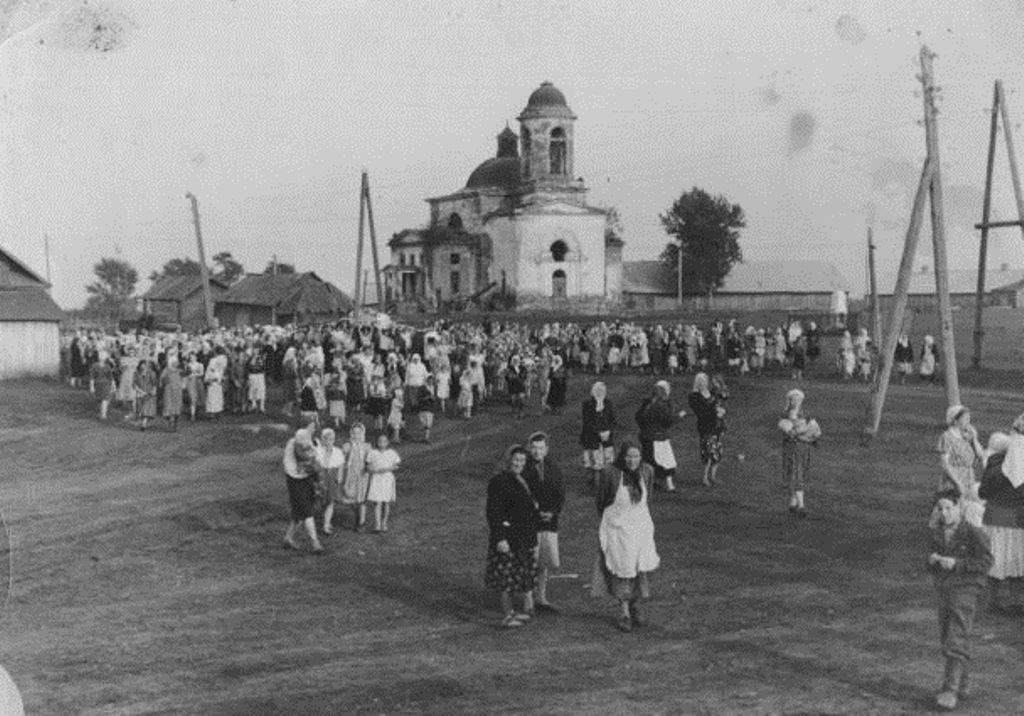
xmin=880 ymin=267 xmax=1024 ymax=296
xmin=142 ymin=274 xmax=229 ymax=302
xmin=0 ymin=246 xmax=50 ymax=289
xmin=622 ymin=259 xmax=850 ymax=296
xmin=217 ymin=272 xmax=352 ymax=313
xmin=0 ymin=288 xmax=64 ymax=322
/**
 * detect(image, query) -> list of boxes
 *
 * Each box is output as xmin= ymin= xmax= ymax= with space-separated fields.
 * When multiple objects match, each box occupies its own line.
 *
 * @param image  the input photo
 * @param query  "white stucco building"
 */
xmin=386 ymin=82 xmax=623 ymax=310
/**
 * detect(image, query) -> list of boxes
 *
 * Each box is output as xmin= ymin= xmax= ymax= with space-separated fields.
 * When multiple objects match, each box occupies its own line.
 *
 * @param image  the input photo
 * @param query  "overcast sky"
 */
xmin=2 ymin=0 xmax=1024 ymax=308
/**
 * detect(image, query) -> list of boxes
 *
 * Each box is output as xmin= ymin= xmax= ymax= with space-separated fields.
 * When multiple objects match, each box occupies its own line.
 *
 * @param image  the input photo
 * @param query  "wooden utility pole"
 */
xmin=361 ymin=171 xmax=385 ymax=309
xmin=677 ymin=238 xmax=683 ymax=306
xmin=185 ymin=192 xmax=215 ymax=329
xmin=866 ymin=161 xmax=934 ymax=438
xmin=353 ymin=174 xmax=366 ymax=315
xmin=867 ymin=227 xmax=880 ymax=347
xmin=43 ymin=233 xmax=52 ymax=284
xmin=920 ymin=46 xmax=960 ymax=407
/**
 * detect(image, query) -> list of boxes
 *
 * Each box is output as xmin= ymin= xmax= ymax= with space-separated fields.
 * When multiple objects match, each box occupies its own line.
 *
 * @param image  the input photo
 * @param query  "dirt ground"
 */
xmin=3 ymin=348 xmax=1024 ymax=713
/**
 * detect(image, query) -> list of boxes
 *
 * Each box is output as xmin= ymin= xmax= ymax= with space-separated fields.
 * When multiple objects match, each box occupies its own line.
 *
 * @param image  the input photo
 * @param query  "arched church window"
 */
xmin=522 ymin=128 xmax=531 ymax=175
xmin=549 ymin=127 xmax=566 ymax=175
xmin=552 ymin=269 xmax=567 ymax=299
xmin=550 ymin=240 xmax=568 ymax=262
xmin=448 ymin=213 xmax=463 ymax=230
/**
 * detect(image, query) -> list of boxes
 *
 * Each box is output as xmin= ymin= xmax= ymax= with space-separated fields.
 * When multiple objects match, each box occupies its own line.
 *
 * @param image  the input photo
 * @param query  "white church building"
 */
xmin=386 ymin=82 xmax=623 ymax=310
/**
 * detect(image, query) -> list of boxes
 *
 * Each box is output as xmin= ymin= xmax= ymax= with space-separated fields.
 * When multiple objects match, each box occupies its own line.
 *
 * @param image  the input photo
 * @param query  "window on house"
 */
xmin=550 ymin=240 xmax=568 ymax=262
xmin=448 ymin=213 xmax=463 ymax=230
xmin=450 ymin=271 xmax=461 ymax=295
xmin=450 ymin=253 xmax=461 ymax=266
xmin=549 ymin=127 xmax=566 ymax=175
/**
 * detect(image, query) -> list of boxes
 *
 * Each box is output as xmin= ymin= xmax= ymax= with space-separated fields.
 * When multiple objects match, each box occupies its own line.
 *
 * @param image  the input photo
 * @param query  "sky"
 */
xmin=2 ymin=0 xmax=1024 ymax=309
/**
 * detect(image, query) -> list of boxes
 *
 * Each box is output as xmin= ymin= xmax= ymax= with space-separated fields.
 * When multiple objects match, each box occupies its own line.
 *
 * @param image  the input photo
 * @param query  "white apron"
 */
xmin=652 ymin=439 xmax=677 ymax=470
xmin=599 ymin=477 xmax=660 ymax=579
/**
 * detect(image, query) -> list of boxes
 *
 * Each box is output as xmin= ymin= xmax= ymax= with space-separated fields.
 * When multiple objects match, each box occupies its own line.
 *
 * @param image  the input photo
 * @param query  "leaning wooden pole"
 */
xmin=920 ymin=46 xmax=960 ymax=407
xmin=185 ymin=192 xmax=215 ymax=329
xmin=362 ymin=172 xmax=385 ymax=309
xmin=353 ymin=172 xmax=367 ymax=317
xmin=868 ymin=227 xmax=880 ymax=347
xmin=973 ymin=81 xmax=1000 ymax=369
xmin=866 ymin=160 xmax=934 ymax=439
xmin=997 ymin=80 xmax=1024 ymax=234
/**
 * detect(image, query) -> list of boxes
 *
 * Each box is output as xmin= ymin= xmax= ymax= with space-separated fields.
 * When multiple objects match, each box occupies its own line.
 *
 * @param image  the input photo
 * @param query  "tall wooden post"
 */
xmin=973 ymin=82 xmax=1000 ymax=369
xmin=920 ymin=46 xmax=960 ymax=407
xmin=677 ymin=238 xmax=683 ymax=306
xmin=868 ymin=227 xmax=880 ymax=347
xmin=866 ymin=161 xmax=934 ymax=438
xmin=361 ymin=171 xmax=385 ymax=309
xmin=353 ymin=173 xmax=367 ymax=316
xmin=997 ymin=80 xmax=1024 ymax=230
xmin=185 ymin=192 xmax=215 ymax=329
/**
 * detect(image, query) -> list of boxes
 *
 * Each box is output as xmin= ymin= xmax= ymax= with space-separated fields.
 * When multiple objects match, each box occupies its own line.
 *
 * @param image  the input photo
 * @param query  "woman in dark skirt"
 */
xmin=544 ymin=355 xmax=568 ymax=414
xmin=485 ymin=445 xmax=540 ymax=628
xmin=282 ymin=428 xmax=325 ymax=554
xmin=688 ymin=372 xmax=727 ymax=487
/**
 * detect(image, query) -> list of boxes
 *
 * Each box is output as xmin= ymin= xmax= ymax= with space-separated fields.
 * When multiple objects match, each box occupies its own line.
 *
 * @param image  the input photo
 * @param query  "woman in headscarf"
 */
xmin=779 ymin=388 xmax=821 ymax=518
xmin=117 ymin=345 xmax=140 ymax=413
xmin=404 ymin=353 xmax=428 ymax=412
xmin=938 ymin=404 xmax=985 ymax=526
xmin=282 ymin=428 xmax=325 ymax=554
xmin=133 ymin=356 xmax=159 ymax=432
xmin=592 ymin=442 xmax=660 ymax=632
xmin=978 ymin=427 xmax=1024 ymax=613
xmin=280 ymin=346 xmax=299 ymax=416
xmin=89 ymin=349 xmax=117 ymax=420
xmin=580 ymin=381 xmax=616 ymax=487
xmin=204 ymin=347 xmax=226 ymax=420
xmin=544 ymin=354 xmax=568 ymax=414
xmin=688 ymin=372 xmax=726 ymax=487
xmin=485 ymin=444 xmax=540 ymax=629
xmin=635 ymin=380 xmax=687 ymax=492
xmin=339 ymin=422 xmax=372 ymax=532
xmin=184 ymin=352 xmax=205 ymax=421
xmin=159 ymin=354 xmax=184 ymax=431
xmin=920 ymin=335 xmax=938 ymax=384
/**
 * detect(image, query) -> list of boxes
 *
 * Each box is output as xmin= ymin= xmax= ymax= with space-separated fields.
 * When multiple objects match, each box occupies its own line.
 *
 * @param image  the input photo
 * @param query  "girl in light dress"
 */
xmin=326 ymin=369 xmax=347 ymax=430
xmin=318 ymin=427 xmax=346 ymax=535
xmin=434 ymin=356 xmax=451 ymax=414
xmin=366 ymin=433 xmax=401 ymax=533
xmin=458 ymin=366 xmax=474 ymax=419
xmin=920 ymin=335 xmax=938 ymax=383
xmin=838 ymin=331 xmax=856 ymax=380
xmin=185 ymin=353 xmax=205 ymax=421
xmin=387 ymin=387 xmax=405 ymax=444
xmin=778 ymin=388 xmax=822 ymax=518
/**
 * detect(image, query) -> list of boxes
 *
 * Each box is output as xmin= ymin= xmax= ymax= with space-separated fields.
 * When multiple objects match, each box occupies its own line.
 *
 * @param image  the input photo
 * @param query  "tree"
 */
xmin=212 ymin=251 xmax=244 ymax=283
xmin=85 ymin=258 xmax=138 ymax=321
xmin=149 ymin=257 xmax=201 ymax=282
xmin=660 ymin=187 xmax=745 ymax=297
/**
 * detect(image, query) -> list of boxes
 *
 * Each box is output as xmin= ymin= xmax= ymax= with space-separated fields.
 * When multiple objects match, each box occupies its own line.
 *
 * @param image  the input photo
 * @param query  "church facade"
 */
xmin=386 ymin=82 xmax=623 ymax=310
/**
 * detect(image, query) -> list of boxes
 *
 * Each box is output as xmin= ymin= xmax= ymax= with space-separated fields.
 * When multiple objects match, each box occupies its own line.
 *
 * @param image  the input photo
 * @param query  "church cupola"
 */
xmin=517 ymin=81 xmax=577 ymax=187
xmin=496 ymin=125 xmax=518 ymax=158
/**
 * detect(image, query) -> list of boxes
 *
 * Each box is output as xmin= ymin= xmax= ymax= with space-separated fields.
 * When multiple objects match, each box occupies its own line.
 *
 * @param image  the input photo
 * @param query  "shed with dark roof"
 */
xmin=214 ymin=272 xmax=353 ymax=327
xmin=140 ymin=274 xmax=229 ymax=330
xmin=0 ymin=246 xmax=64 ymax=379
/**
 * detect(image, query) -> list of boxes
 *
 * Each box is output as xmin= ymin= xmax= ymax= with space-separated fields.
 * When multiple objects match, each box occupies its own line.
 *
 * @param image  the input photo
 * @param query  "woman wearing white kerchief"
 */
xmin=404 ymin=353 xmax=428 ymax=411
xmin=979 ymin=420 xmax=1024 ymax=611
xmin=938 ymin=404 xmax=985 ymax=526
xmin=779 ymin=388 xmax=821 ymax=518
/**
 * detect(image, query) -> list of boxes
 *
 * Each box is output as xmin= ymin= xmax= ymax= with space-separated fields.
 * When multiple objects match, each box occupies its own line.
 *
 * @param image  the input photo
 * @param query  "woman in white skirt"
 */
xmin=592 ymin=442 xmax=660 ymax=632
xmin=366 ymin=433 xmax=401 ymax=533
xmin=979 ymin=423 xmax=1024 ymax=612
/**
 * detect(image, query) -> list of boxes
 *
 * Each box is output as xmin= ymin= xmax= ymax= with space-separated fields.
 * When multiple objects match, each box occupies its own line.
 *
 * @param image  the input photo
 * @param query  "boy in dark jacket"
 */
xmin=927 ymin=488 xmax=993 ymax=710
xmin=524 ymin=432 xmax=565 ymax=613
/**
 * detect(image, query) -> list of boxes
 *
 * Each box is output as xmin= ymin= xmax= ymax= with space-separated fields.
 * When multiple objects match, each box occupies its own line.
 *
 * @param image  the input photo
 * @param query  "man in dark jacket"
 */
xmin=524 ymin=431 xmax=566 ymax=613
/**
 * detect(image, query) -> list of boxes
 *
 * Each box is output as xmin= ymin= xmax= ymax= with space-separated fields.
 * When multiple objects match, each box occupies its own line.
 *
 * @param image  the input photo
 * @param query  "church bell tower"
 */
xmin=517 ymin=81 xmax=577 ymax=191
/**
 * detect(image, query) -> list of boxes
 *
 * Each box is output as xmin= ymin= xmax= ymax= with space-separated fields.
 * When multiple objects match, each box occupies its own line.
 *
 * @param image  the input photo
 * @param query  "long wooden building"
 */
xmin=0 ymin=247 xmax=64 ymax=379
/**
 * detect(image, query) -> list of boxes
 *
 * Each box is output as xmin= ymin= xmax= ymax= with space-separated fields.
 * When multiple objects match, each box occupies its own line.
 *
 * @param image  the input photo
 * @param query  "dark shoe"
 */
xmin=534 ymin=602 xmax=560 ymax=615
xmin=616 ymin=614 xmax=633 ymax=632
xmin=630 ymin=603 xmax=647 ymax=627
xmin=788 ymin=505 xmax=798 ymax=515
xmin=797 ymin=508 xmax=808 ymax=519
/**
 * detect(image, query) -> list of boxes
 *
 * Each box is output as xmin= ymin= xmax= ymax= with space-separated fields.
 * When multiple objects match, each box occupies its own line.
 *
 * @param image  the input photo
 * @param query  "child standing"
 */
xmin=927 ymin=489 xmax=993 ymax=711
xmin=326 ymin=370 xmax=347 ymax=429
xmin=434 ymin=357 xmax=451 ymax=415
xmin=417 ymin=377 xmax=437 ymax=443
xmin=458 ymin=366 xmax=474 ymax=419
xmin=387 ymin=387 xmax=405 ymax=444
xmin=366 ymin=433 xmax=401 ymax=533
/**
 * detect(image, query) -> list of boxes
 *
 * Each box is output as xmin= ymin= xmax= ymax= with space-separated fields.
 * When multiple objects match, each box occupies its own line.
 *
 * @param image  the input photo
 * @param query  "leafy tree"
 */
xmin=212 ymin=251 xmax=244 ymax=283
xmin=264 ymin=260 xmax=295 ymax=275
xmin=85 ymin=257 xmax=138 ymax=321
xmin=149 ymin=257 xmax=201 ymax=282
xmin=660 ymin=187 xmax=745 ymax=296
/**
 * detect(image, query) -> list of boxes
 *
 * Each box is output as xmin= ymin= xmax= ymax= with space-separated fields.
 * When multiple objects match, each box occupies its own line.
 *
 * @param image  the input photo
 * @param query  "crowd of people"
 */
xmin=57 ymin=312 xmax=1023 ymax=710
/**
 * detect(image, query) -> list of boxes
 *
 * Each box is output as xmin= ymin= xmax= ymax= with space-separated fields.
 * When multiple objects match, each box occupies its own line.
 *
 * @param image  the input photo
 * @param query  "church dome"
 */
xmin=519 ymin=81 xmax=576 ymax=120
xmin=466 ymin=156 xmax=521 ymax=190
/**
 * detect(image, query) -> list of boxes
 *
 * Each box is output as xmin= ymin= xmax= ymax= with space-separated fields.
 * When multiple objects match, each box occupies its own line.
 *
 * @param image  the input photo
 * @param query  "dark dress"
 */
xmin=546 ymin=367 xmax=568 ymax=410
xmin=688 ymin=391 xmax=724 ymax=465
xmin=580 ymin=397 xmax=616 ymax=450
xmin=484 ymin=471 xmax=539 ymax=593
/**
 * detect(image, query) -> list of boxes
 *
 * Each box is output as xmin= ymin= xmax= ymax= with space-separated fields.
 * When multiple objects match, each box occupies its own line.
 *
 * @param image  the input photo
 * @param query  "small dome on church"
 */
xmin=519 ymin=81 xmax=576 ymax=120
xmin=466 ymin=156 xmax=521 ymax=190
xmin=496 ymin=126 xmax=518 ymax=158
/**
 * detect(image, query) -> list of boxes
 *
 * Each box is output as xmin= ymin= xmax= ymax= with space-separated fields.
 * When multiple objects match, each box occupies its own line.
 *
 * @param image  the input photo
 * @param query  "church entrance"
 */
xmin=552 ymin=270 xmax=567 ymax=299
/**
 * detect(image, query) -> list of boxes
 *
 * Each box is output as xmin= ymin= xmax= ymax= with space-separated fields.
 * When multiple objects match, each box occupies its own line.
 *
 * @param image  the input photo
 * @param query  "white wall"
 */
xmin=0 ymin=322 xmax=59 ymax=379
xmin=515 ymin=213 xmax=605 ymax=297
